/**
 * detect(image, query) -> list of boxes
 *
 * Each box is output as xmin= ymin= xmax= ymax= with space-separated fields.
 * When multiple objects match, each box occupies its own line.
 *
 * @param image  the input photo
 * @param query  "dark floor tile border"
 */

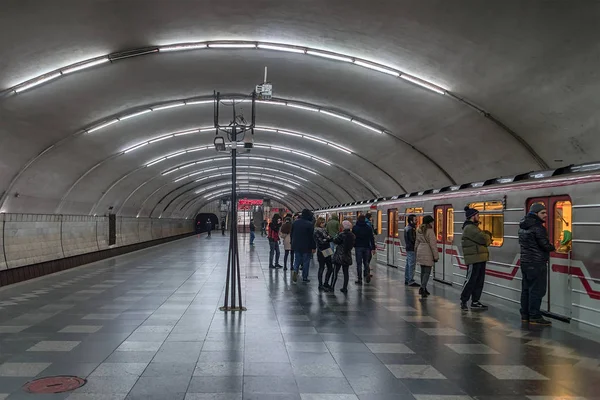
xmin=0 ymin=232 xmax=195 ymax=288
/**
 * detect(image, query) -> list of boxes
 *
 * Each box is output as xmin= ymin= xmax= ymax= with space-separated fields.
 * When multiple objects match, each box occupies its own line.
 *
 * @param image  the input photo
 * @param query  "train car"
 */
xmin=316 ymin=162 xmax=600 ymax=330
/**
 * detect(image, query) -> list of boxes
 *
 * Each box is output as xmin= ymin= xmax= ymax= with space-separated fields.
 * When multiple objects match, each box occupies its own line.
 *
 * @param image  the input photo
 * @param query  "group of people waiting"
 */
xmin=403 ymin=202 xmax=555 ymax=326
xmin=263 ymin=210 xmax=376 ymax=293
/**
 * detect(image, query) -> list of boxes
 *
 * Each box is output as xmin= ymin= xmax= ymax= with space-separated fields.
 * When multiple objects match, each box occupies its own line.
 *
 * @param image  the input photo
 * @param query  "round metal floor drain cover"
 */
xmin=23 ymin=376 xmax=86 ymax=393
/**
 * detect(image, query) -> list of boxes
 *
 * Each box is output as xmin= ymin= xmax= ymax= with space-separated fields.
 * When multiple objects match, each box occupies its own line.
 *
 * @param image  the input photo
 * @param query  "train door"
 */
xmin=433 ymin=205 xmax=454 ymax=284
xmin=526 ymin=196 xmax=572 ymax=318
xmin=387 ymin=209 xmax=398 ymax=266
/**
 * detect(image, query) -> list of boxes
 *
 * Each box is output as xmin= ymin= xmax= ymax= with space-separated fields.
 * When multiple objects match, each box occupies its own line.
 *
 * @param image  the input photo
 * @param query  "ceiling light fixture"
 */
xmin=119 ymin=109 xmax=152 ymax=120
xmin=306 ymin=50 xmax=353 ymax=63
xmin=174 ymin=129 xmax=200 ymax=136
xmin=351 ymin=119 xmax=384 ymax=134
xmin=353 ymin=60 xmax=399 ymax=77
xmin=186 ymin=99 xmax=214 ymax=105
xmin=257 ymin=44 xmax=305 ymax=54
xmin=209 ymin=43 xmax=257 ymax=49
xmin=87 ymin=119 xmax=119 ymax=133
xmin=14 ymin=72 xmax=62 ymax=93
xmin=124 ymin=142 xmax=149 ymax=153
xmin=147 ymin=157 xmax=167 ymax=167
xmin=159 ymin=43 xmax=207 ymax=52
xmin=152 ymin=102 xmax=185 ymax=111
xmin=400 ymin=75 xmax=446 ymax=95
xmin=149 ymin=135 xmax=172 ymax=143
xmin=287 ymin=103 xmax=319 ymax=112
xmin=318 ymin=109 xmax=351 ymax=121
xmin=61 ymin=58 xmax=110 ymax=74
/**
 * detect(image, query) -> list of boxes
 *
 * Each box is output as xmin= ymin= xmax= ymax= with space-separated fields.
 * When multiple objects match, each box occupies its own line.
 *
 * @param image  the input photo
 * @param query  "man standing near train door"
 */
xmin=460 ymin=206 xmax=492 ymax=311
xmin=404 ymin=214 xmax=420 ymax=287
xmin=518 ymin=203 xmax=555 ymax=326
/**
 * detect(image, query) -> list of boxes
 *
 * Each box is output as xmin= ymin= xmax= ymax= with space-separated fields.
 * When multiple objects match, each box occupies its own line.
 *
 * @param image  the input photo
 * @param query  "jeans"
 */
xmin=284 ymin=250 xmax=292 ymax=269
xmin=250 ymin=231 xmax=255 ymax=245
xmin=269 ymin=241 xmax=280 ymax=266
xmin=420 ymin=265 xmax=432 ymax=290
xmin=331 ymin=263 xmax=349 ymax=290
xmin=520 ymin=263 xmax=548 ymax=319
xmin=405 ymin=251 xmax=416 ymax=284
xmin=355 ymin=247 xmax=370 ymax=281
xmin=293 ymin=251 xmax=312 ymax=280
xmin=317 ymin=252 xmax=334 ymax=286
xmin=460 ymin=262 xmax=487 ymax=303
xmin=330 ymin=242 xmax=336 ymax=251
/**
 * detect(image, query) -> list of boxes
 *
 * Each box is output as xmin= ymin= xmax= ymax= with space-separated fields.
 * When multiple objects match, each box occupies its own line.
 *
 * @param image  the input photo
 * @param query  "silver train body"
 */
xmin=316 ymin=163 xmax=600 ymax=330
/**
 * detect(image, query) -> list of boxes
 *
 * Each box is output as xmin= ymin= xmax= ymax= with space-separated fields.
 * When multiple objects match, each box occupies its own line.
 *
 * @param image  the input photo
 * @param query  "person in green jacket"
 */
xmin=460 ymin=206 xmax=493 ymax=311
xmin=326 ymin=214 xmax=340 ymax=250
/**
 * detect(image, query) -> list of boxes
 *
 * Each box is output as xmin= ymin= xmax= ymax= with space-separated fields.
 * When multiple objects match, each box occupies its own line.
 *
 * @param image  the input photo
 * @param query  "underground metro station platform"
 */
xmin=0 ymin=234 xmax=599 ymax=400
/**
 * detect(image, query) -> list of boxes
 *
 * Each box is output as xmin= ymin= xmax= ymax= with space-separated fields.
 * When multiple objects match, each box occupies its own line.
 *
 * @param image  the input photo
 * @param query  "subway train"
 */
xmin=316 ymin=162 xmax=600 ymax=329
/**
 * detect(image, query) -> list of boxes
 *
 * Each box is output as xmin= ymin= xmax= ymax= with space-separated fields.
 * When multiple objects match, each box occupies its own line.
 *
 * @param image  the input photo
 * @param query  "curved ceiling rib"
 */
xmin=129 ymin=155 xmax=354 ymax=218
xmin=152 ymin=172 xmax=325 ymax=217
xmin=0 ymin=40 xmax=548 ymax=171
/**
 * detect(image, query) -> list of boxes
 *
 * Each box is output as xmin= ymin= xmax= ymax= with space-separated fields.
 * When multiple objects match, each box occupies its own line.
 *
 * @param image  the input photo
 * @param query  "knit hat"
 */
xmin=423 ymin=215 xmax=434 ymax=225
xmin=529 ymin=202 xmax=546 ymax=215
xmin=342 ymin=220 xmax=352 ymax=230
xmin=464 ymin=206 xmax=479 ymax=220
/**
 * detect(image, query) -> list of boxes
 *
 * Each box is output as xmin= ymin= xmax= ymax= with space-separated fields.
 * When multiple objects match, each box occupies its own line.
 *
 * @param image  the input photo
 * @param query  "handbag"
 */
xmin=321 ymin=248 xmax=334 ymax=258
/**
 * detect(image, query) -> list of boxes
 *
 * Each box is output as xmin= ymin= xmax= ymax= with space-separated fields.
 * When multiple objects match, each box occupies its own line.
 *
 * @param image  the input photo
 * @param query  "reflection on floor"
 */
xmin=0 ymin=233 xmax=599 ymax=400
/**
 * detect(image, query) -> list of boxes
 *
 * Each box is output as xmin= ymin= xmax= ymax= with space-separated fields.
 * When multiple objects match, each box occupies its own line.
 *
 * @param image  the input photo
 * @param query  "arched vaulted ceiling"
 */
xmin=1 ymin=1 xmax=599 ymax=217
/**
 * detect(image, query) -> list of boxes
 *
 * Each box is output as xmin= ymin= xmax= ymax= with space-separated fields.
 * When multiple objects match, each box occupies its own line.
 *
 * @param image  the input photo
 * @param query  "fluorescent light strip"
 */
xmin=186 ymin=99 xmax=214 ymax=105
xmin=287 ymin=103 xmax=318 ymax=112
xmin=87 ymin=119 xmax=119 ymax=133
xmin=147 ymin=157 xmax=166 ymax=167
xmin=209 ymin=43 xmax=256 ymax=49
xmin=174 ymin=129 xmax=200 ymax=136
xmin=306 ymin=50 xmax=353 ymax=63
xmin=159 ymin=43 xmax=207 ymax=52
xmin=277 ymin=130 xmax=302 ymax=138
xmin=120 ymin=109 xmax=152 ymax=120
xmin=318 ymin=109 xmax=351 ymax=121
xmin=400 ymin=75 xmax=446 ymax=95
xmin=257 ymin=44 xmax=305 ymax=54
xmin=351 ymin=119 xmax=383 ymax=134
xmin=14 ymin=72 xmax=62 ymax=93
xmin=303 ymin=136 xmax=328 ymax=145
xmin=353 ymin=60 xmax=399 ymax=77
xmin=124 ymin=142 xmax=148 ymax=153
xmin=327 ymin=143 xmax=352 ymax=154
xmin=149 ymin=135 xmax=172 ymax=143
xmin=61 ymin=58 xmax=110 ymax=74
xmin=152 ymin=103 xmax=185 ymax=111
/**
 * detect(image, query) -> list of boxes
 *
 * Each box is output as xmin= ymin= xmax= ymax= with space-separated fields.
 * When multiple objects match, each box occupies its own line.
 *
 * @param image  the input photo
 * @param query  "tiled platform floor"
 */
xmin=0 ymin=233 xmax=599 ymax=399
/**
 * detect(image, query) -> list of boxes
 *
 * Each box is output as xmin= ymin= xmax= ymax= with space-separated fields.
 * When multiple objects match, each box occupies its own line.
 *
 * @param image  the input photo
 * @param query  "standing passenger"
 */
xmin=261 ymin=220 xmax=267 ymax=236
xmin=280 ymin=217 xmax=293 ymax=271
xmin=221 ymin=219 xmax=226 ymax=235
xmin=460 ymin=206 xmax=493 ymax=311
xmin=352 ymin=215 xmax=375 ymax=284
xmin=518 ymin=203 xmax=555 ymax=325
xmin=206 ymin=219 xmax=213 ymax=237
xmin=249 ymin=219 xmax=256 ymax=246
xmin=326 ymin=214 xmax=340 ymax=250
xmin=404 ymin=215 xmax=420 ymax=287
xmin=313 ymin=217 xmax=334 ymax=291
xmin=268 ymin=214 xmax=283 ymax=269
xmin=331 ymin=220 xmax=355 ymax=293
xmin=291 ymin=209 xmax=316 ymax=283
xmin=415 ymin=215 xmax=438 ymax=298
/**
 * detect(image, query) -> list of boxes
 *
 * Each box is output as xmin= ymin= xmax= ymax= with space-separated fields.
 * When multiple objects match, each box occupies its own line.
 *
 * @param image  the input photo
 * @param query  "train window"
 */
xmin=376 ymin=210 xmax=382 ymax=235
xmin=405 ymin=207 xmax=424 ymax=226
xmin=468 ymin=201 xmax=504 ymax=247
xmin=446 ymin=208 xmax=454 ymax=243
xmin=554 ymin=200 xmax=572 ymax=253
xmin=435 ymin=208 xmax=443 ymax=242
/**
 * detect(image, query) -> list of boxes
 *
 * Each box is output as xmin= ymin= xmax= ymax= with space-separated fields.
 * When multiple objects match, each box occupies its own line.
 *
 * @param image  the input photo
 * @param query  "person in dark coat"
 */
xmin=404 ymin=214 xmax=420 ymax=287
xmin=291 ymin=209 xmax=316 ymax=283
xmin=352 ymin=215 xmax=375 ymax=284
xmin=313 ymin=217 xmax=333 ymax=290
xmin=249 ymin=219 xmax=256 ymax=246
xmin=205 ymin=219 xmax=212 ymax=237
xmin=518 ymin=203 xmax=555 ymax=326
xmin=331 ymin=220 xmax=355 ymax=293
xmin=221 ymin=219 xmax=226 ymax=235
xmin=268 ymin=214 xmax=283 ymax=269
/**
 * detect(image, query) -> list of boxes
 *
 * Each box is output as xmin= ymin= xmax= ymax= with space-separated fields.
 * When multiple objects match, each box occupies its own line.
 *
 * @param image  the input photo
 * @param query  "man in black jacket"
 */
xmin=518 ymin=203 xmax=555 ymax=326
xmin=291 ymin=209 xmax=316 ymax=283
xmin=353 ymin=215 xmax=375 ymax=284
xmin=403 ymin=215 xmax=419 ymax=287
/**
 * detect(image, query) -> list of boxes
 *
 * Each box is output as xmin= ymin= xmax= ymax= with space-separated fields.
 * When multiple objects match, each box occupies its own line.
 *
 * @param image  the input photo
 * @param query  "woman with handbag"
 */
xmin=331 ymin=220 xmax=355 ymax=293
xmin=415 ymin=215 xmax=438 ymax=298
xmin=280 ymin=217 xmax=293 ymax=270
xmin=314 ymin=217 xmax=334 ymax=291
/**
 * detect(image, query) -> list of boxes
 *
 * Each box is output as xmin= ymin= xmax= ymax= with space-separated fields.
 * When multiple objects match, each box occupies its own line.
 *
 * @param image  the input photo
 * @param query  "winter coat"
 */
xmin=280 ymin=232 xmax=291 ymax=250
xmin=280 ymin=221 xmax=292 ymax=235
xmin=415 ymin=225 xmax=438 ymax=266
xmin=205 ymin=221 xmax=212 ymax=231
xmin=313 ymin=227 xmax=332 ymax=251
xmin=404 ymin=223 xmax=417 ymax=252
xmin=333 ymin=229 xmax=355 ymax=266
xmin=326 ymin=215 xmax=340 ymax=238
xmin=291 ymin=214 xmax=316 ymax=253
xmin=352 ymin=220 xmax=375 ymax=250
xmin=249 ymin=222 xmax=255 ymax=232
xmin=519 ymin=213 xmax=555 ymax=266
xmin=461 ymin=221 xmax=492 ymax=265
xmin=268 ymin=221 xmax=281 ymax=242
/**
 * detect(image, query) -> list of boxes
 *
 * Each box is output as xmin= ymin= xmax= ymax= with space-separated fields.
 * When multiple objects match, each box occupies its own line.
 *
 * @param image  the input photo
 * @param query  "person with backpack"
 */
xmin=314 ymin=217 xmax=334 ymax=291
xmin=518 ymin=203 xmax=555 ymax=325
xmin=460 ymin=206 xmax=493 ymax=311
xmin=205 ymin=219 xmax=213 ymax=237
xmin=291 ymin=209 xmax=316 ymax=283
xmin=404 ymin=214 xmax=420 ymax=287
xmin=331 ymin=220 xmax=355 ymax=293
xmin=352 ymin=215 xmax=375 ymax=284
xmin=268 ymin=214 xmax=283 ymax=269
xmin=279 ymin=217 xmax=293 ymax=271
xmin=415 ymin=215 xmax=438 ymax=298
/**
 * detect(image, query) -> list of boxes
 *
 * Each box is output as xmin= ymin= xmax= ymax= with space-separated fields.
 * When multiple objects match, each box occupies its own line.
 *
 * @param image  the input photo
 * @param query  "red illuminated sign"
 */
xmin=238 ymin=199 xmax=263 ymax=206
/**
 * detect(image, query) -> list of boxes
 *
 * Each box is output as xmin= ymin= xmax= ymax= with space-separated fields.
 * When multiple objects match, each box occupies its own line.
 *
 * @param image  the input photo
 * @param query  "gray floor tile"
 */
xmin=295 ymin=377 xmax=354 ymax=394
xmin=444 ymin=344 xmax=499 ymax=354
xmin=479 ymin=365 xmax=549 ymax=380
xmin=365 ymin=343 xmax=414 ymax=354
xmin=142 ymin=362 xmax=195 ymax=377
xmin=59 ymin=326 xmax=103 ymax=334
xmin=194 ymin=362 xmax=243 ymax=376
xmin=184 ymin=394 xmax=242 ymax=400
xmin=73 ymin=376 xmax=138 ymax=394
xmin=0 ymin=362 xmax=51 ymax=376
xmin=27 ymin=341 xmax=80 ymax=352
xmin=67 ymin=395 xmax=128 ymax=399
xmin=385 ymin=364 xmax=447 ymax=379
xmin=90 ymin=362 xmax=148 ymax=377
xmin=188 ymin=376 xmax=243 ymax=393
xmin=244 ymin=376 xmax=299 ymax=393
xmin=116 ymin=341 xmax=162 ymax=352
